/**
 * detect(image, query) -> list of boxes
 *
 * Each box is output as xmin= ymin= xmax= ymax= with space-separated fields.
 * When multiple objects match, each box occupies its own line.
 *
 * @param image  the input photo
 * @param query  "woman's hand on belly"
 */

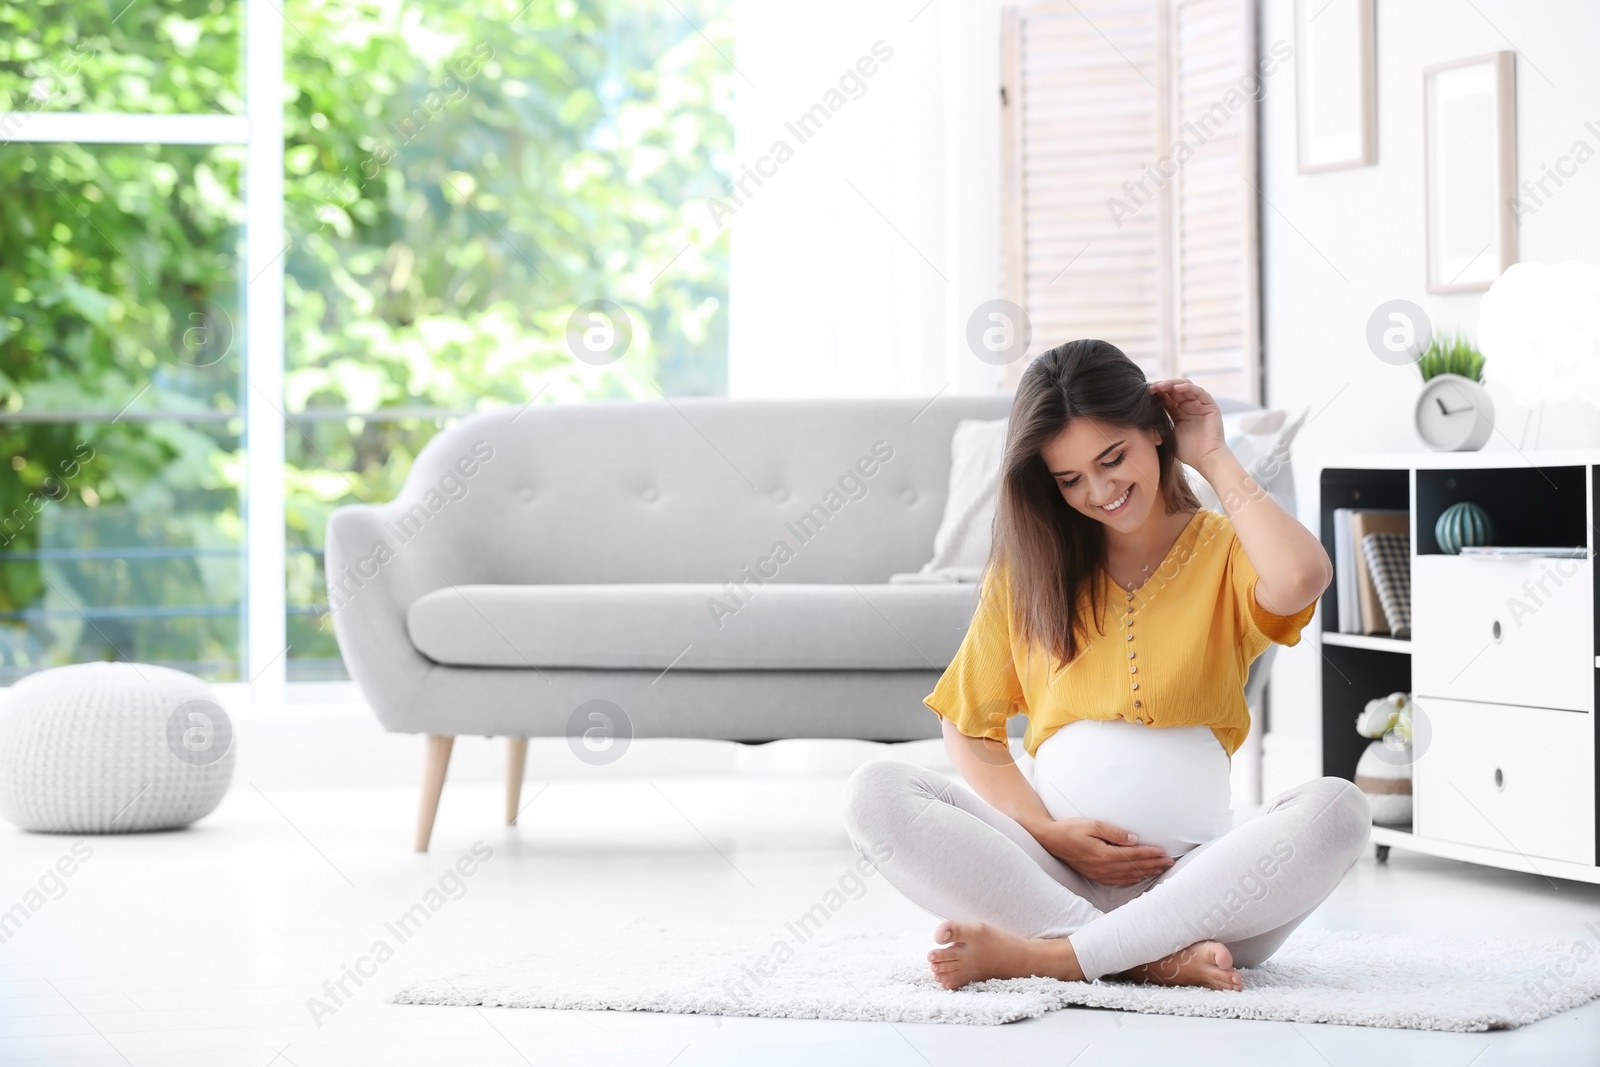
xmin=1030 ymin=817 xmax=1176 ymax=886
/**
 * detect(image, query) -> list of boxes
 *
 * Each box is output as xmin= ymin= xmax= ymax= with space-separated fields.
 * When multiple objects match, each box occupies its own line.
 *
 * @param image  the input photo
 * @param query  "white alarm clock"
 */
xmin=1414 ymin=373 xmax=1494 ymax=451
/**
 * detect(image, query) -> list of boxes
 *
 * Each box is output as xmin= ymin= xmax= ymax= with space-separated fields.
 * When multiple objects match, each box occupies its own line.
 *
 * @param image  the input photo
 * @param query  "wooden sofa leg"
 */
xmin=506 ymin=738 xmax=529 ymax=825
xmin=415 ymin=735 xmax=455 ymax=852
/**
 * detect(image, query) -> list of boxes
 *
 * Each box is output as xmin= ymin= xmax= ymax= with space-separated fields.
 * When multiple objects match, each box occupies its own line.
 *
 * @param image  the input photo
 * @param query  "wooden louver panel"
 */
xmin=1170 ymin=0 xmax=1259 ymax=404
xmin=1002 ymin=0 xmax=1259 ymax=405
xmin=1001 ymin=0 xmax=1164 ymax=385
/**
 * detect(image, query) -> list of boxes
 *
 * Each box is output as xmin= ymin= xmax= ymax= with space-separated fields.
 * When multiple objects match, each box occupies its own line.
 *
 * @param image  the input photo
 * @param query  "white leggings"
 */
xmin=842 ymin=758 xmax=1372 ymax=981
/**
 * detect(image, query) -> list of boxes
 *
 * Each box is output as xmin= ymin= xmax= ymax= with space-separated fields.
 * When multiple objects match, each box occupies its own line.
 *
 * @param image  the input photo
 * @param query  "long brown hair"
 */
xmin=984 ymin=339 xmax=1203 ymax=675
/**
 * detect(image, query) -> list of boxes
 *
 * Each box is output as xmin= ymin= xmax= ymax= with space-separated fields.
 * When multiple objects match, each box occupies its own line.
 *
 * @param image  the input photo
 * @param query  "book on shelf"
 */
xmin=1351 ymin=510 xmax=1409 ymax=634
xmin=1359 ymin=532 xmax=1411 ymax=639
xmin=1332 ymin=507 xmax=1408 ymax=635
xmin=1334 ymin=508 xmax=1353 ymax=632
xmin=1457 ymin=545 xmax=1589 ymax=559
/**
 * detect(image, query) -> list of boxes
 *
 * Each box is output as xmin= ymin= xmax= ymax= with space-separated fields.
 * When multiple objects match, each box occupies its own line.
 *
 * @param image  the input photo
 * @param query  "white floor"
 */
xmin=5 ymin=733 xmax=1600 ymax=1065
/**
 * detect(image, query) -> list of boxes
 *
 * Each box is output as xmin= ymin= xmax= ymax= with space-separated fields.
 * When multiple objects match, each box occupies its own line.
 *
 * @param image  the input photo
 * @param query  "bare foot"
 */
xmin=1116 ymin=940 xmax=1243 ymax=991
xmin=925 ymin=920 xmax=1084 ymax=990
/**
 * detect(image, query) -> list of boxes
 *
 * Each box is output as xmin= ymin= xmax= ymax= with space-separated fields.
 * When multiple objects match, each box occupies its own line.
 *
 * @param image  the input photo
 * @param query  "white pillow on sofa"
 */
xmin=892 ymin=417 xmax=1008 ymax=583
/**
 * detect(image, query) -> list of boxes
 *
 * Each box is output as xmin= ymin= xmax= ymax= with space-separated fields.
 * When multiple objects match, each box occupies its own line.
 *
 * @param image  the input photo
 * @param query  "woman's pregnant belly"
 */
xmin=1030 ymin=717 xmax=1234 ymax=858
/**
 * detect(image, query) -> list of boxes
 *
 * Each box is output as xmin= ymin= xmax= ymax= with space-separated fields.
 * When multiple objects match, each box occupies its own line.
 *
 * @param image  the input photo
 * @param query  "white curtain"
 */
xmin=725 ymin=0 xmax=1005 ymax=398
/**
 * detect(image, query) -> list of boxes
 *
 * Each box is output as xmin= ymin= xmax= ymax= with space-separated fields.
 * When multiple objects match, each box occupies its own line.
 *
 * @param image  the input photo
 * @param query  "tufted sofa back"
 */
xmin=379 ymin=395 xmax=1016 ymax=586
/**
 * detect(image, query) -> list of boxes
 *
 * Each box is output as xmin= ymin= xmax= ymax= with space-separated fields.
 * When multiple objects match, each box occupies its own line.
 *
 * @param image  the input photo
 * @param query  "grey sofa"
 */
xmin=325 ymin=395 xmax=1011 ymax=849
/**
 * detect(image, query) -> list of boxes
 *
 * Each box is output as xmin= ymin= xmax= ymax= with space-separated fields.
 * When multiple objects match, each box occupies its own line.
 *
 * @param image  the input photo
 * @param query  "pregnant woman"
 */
xmin=843 ymin=339 xmax=1371 ymax=992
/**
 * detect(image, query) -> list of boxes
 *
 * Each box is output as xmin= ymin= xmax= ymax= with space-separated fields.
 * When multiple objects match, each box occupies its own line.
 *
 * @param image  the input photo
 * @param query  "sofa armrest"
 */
xmin=324 ymin=501 xmax=444 ymax=733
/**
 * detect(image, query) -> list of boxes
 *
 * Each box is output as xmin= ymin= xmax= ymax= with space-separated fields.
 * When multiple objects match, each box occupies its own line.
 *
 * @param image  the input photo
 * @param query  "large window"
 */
xmin=1 ymin=140 xmax=245 ymax=682
xmin=1 ymin=0 xmax=732 ymax=689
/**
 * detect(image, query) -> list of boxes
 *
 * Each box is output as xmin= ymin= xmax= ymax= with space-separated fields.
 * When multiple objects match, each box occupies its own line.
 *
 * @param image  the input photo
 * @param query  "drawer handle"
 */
xmin=1491 ymin=619 xmax=1502 ymax=642
xmin=1494 ymin=767 xmax=1504 ymax=790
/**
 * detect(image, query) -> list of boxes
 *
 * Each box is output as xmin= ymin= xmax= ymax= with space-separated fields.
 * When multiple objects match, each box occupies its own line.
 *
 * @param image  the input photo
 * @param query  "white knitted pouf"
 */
xmin=0 ymin=662 xmax=236 ymax=833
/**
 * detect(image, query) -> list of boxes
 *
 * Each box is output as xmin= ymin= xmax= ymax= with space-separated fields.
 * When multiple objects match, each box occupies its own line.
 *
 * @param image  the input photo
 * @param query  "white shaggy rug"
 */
xmin=390 ymin=917 xmax=1600 ymax=1031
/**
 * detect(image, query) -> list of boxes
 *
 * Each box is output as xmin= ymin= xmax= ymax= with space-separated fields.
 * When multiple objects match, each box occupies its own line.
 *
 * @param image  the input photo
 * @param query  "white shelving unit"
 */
xmin=1315 ymin=447 xmax=1599 ymax=884
xmin=1321 ymin=632 xmax=1410 ymax=654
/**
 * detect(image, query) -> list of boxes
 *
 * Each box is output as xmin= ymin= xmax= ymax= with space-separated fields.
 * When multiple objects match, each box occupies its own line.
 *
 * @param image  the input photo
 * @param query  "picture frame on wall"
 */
xmin=1423 ymin=51 xmax=1518 ymax=294
xmin=1294 ymin=0 xmax=1376 ymax=173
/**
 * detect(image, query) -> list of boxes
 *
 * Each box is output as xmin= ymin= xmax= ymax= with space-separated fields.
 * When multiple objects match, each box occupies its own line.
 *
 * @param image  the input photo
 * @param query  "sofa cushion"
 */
xmin=405 ymin=583 xmax=984 ymax=670
xmin=911 ymin=416 xmax=1009 ymax=577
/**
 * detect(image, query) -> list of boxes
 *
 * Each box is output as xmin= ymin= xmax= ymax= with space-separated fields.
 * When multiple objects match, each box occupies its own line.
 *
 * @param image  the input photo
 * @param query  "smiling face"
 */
xmin=1040 ymin=416 xmax=1168 ymax=530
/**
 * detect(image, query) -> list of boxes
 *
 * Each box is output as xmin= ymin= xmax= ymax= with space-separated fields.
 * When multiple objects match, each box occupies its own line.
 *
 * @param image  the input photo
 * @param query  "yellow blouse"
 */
xmin=924 ymin=507 xmax=1317 ymax=760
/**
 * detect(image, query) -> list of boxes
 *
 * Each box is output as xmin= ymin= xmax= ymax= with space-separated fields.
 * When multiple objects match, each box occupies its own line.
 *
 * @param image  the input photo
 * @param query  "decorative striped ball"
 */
xmin=1434 ymin=501 xmax=1495 ymax=554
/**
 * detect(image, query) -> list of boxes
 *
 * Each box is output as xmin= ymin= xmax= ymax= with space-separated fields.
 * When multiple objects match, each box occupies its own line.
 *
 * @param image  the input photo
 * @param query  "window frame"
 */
xmin=1 ymin=1 xmax=287 ymax=700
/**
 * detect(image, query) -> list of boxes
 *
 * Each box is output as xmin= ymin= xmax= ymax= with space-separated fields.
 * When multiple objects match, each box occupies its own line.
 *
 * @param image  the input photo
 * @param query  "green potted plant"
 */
xmin=1415 ymin=331 xmax=1486 ymax=384
xmin=1413 ymin=331 xmax=1494 ymax=451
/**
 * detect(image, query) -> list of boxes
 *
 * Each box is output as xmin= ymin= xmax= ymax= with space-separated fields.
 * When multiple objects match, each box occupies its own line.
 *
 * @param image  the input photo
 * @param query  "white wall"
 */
xmin=1259 ymin=0 xmax=1600 ymax=793
xmin=726 ymin=0 xmax=1005 ymax=399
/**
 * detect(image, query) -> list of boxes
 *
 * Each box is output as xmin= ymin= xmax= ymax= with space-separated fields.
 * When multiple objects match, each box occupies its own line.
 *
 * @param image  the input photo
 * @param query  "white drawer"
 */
xmin=1412 ymin=554 xmax=1593 ymax=712
xmin=1413 ymin=696 xmax=1594 ymax=866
